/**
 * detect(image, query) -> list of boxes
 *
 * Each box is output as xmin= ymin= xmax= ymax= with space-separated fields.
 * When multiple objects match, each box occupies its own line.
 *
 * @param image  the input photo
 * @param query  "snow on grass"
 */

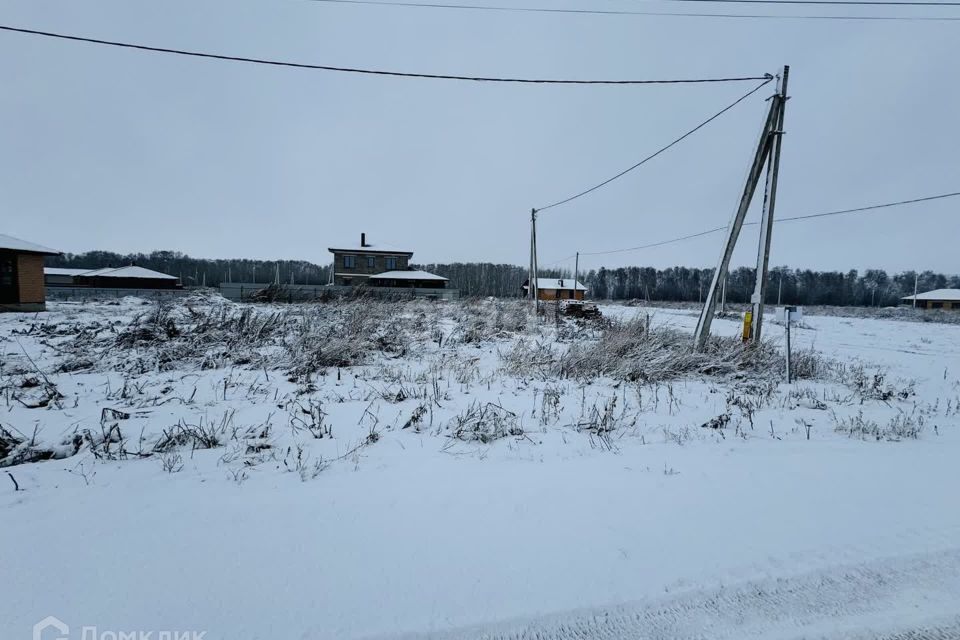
xmin=1 ymin=295 xmax=959 ymax=639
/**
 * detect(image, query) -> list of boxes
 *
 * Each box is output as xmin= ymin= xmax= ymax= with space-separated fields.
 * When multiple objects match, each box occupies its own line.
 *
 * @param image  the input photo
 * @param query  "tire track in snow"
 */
xmin=376 ymin=548 xmax=960 ymax=640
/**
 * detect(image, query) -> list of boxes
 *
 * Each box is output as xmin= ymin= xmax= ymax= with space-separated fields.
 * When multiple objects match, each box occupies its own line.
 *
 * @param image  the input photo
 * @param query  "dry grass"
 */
xmin=503 ymin=317 xmax=831 ymax=384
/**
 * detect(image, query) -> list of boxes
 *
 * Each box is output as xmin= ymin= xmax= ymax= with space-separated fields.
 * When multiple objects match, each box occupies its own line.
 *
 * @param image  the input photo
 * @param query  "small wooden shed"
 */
xmin=522 ymin=278 xmax=588 ymax=301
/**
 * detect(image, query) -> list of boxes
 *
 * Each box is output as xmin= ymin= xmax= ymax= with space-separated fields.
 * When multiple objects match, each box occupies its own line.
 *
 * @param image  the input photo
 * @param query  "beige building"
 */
xmin=902 ymin=289 xmax=960 ymax=310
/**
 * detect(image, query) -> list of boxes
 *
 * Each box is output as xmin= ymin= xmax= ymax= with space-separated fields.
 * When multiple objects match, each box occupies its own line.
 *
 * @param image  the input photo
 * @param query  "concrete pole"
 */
xmin=573 ymin=252 xmax=580 ymax=301
xmin=529 ymin=209 xmax=536 ymax=313
xmin=750 ymin=65 xmax=789 ymax=343
xmin=531 ymin=209 xmax=540 ymax=313
xmin=693 ymin=91 xmax=780 ymax=350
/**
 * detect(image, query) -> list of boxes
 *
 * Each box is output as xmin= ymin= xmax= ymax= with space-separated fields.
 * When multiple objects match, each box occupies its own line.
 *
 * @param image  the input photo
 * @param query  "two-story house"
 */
xmin=328 ymin=233 xmax=414 ymax=286
xmin=329 ymin=233 xmax=447 ymax=289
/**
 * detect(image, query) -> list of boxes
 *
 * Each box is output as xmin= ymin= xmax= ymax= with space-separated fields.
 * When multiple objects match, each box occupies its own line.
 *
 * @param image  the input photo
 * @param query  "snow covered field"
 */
xmin=2 ymin=295 xmax=959 ymax=640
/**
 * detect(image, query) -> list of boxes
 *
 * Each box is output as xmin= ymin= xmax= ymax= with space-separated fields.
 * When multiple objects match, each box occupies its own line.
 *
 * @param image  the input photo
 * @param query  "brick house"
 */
xmin=0 ymin=234 xmax=60 ymax=312
xmin=327 ymin=233 xmax=415 ymax=287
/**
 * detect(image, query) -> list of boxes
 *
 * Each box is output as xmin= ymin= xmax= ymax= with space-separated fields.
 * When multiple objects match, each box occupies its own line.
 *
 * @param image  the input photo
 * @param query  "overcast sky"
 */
xmin=1 ymin=0 xmax=957 ymax=274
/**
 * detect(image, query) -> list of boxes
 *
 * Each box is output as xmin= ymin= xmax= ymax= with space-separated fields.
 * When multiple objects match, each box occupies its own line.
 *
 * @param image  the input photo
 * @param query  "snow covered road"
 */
xmin=379 ymin=548 xmax=960 ymax=640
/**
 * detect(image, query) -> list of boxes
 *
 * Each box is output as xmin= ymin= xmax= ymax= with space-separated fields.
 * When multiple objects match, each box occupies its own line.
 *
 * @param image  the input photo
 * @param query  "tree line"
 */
xmin=48 ymin=250 xmax=332 ymax=286
xmin=574 ymin=266 xmax=959 ymax=307
xmin=47 ymin=250 xmax=957 ymax=307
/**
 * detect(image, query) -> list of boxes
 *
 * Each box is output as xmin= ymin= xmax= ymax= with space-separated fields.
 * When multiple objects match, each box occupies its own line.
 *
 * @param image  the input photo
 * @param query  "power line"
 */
xmin=535 ymin=77 xmax=773 ymax=214
xmin=0 ymin=25 xmax=772 ymax=84
xmin=312 ymin=0 xmax=960 ymax=20
xmin=579 ymin=226 xmax=727 ymax=256
xmin=557 ymin=190 xmax=960 ymax=259
xmin=664 ymin=0 xmax=960 ymax=6
xmin=541 ymin=253 xmax=578 ymax=267
xmin=774 ymin=191 xmax=960 ymax=222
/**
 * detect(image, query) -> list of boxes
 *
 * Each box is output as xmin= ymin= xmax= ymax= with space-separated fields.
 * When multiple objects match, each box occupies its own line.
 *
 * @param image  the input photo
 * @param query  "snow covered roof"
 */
xmin=78 ymin=267 xmax=117 ymax=277
xmin=523 ymin=278 xmax=587 ymax=291
xmin=902 ymin=289 xmax=960 ymax=302
xmin=44 ymin=267 xmax=93 ymax=276
xmin=369 ymin=270 xmax=448 ymax=281
xmin=328 ymin=246 xmax=413 ymax=255
xmin=77 ymin=266 xmax=178 ymax=280
xmin=328 ymin=241 xmax=413 ymax=255
xmin=0 ymin=233 xmax=59 ymax=255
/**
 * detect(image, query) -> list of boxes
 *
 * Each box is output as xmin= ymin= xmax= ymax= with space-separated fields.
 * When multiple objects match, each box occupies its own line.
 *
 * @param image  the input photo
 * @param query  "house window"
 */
xmin=367 ymin=256 xmax=375 ymax=268
xmin=343 ymin=255 xmax=356 ymax=269
xmin=386 ymin=257 xmax=398 ymax=270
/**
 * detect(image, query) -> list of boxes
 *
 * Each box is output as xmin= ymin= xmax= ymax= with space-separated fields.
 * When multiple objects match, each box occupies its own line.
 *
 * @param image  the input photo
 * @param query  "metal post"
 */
xmin=784 ymin=307 xmax=792 ymax=383
xmin=750 ymin=65 xmax=789 ymax=343
xmin=913 ymin=271 xmax=918 ymax=308
xmin=573 ymin=252 xmax=580 ymax=301
xmin=777 ymin=274 xmax=782 ymax=306
xmin=693 ymin=90 xmax=780 ymax=350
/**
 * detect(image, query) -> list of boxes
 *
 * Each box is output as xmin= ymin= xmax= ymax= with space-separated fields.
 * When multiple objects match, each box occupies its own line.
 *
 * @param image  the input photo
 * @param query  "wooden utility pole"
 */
xmin=693 ymin=73 xmax=783 ymax=350
xmin=750 ymin=66 xmax=789 ymax=342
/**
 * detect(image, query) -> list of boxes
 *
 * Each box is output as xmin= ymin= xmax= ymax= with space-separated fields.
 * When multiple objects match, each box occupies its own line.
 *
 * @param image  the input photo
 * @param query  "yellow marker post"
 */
xmin=742 ymin=311 xmax=753 ymax=342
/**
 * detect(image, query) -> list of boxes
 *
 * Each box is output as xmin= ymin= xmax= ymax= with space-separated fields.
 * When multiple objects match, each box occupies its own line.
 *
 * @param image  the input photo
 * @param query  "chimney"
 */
xmin=361 ymin=232 xmax=368 ymax=248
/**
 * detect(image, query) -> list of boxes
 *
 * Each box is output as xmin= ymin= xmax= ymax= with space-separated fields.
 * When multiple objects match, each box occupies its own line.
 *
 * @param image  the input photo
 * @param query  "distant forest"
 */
xmin=47 ymin=250 xmax=959 ymax=307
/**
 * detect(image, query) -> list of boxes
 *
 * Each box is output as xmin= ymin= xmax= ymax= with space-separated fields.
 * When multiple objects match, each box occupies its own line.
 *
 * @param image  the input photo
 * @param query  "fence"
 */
xmin=47 ymin=286 xmax=193 ymax=300
xmin=218 ymin=283 xmax=459 ymax=302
